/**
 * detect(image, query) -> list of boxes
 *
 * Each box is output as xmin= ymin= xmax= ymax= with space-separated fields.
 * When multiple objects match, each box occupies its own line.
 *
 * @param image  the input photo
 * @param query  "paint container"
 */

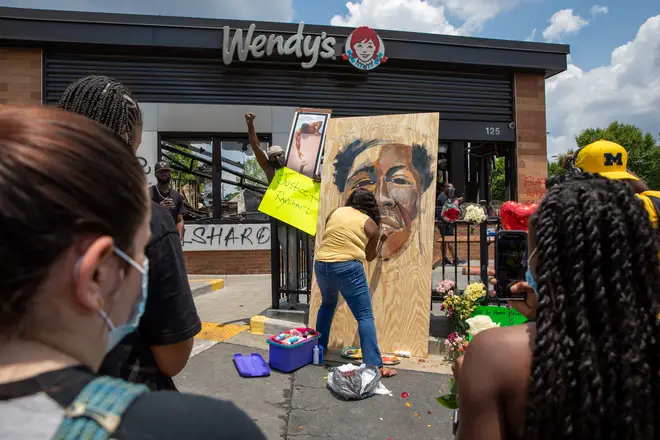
xmin=313 ymin=345 xmax=320 ymax=365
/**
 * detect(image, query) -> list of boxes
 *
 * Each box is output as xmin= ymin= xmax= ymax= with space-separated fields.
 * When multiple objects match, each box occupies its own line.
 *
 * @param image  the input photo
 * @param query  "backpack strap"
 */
xmin=51 ymin=376 xmax=149 ymax=440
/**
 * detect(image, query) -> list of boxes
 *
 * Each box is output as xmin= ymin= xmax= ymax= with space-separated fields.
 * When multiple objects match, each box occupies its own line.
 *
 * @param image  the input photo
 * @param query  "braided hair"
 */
xmin=525 ymin=174 xmax=660 ymax=440
xmin=57 ymin=75 xmax=142 ymax=146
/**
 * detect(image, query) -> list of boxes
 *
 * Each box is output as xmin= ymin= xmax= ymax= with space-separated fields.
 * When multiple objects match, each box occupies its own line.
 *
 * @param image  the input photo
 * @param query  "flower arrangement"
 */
xmin=444 ymin=332 xmax=469 ymax=361
xmin=435 ymin=280 xmax=455 ymax=297
xmin=463 ymin=282 xmax=487 ymax=303
xmin=462 ymin=204 xmax=487 ymax=224
xmin=437 ymin=315 xmax=500 ymax=410
xmin=441 ymin=203 xmax=461 ymax=223
xmin=440 ymin=282 xmax=487 ymax=334
xmin=466 ymin=315 xmax=500 ymax=337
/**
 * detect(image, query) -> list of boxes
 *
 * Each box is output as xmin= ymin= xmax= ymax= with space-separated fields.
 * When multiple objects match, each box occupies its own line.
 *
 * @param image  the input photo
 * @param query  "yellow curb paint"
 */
xmin=195 ymin=322 xmax=248 ymax=342
xmin=249 ymin=315 xmax=267 ymax=335
xmin=209 ymin=279 xmax=225 ymax=291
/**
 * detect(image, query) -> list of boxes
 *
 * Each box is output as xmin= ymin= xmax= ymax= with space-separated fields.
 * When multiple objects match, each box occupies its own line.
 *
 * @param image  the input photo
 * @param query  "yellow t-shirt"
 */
xmin=316 ymin=207 xmax=370 ymax=263
xmin=636 ymin=191 xmax=660 ymax=229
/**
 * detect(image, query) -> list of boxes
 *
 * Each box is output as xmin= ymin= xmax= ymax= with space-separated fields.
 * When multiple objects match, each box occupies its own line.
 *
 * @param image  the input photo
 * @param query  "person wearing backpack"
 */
xmin=0 ymin=106 xmax=266 ymax=439
xmin=571 ymin=139 xmax=660 ymax=231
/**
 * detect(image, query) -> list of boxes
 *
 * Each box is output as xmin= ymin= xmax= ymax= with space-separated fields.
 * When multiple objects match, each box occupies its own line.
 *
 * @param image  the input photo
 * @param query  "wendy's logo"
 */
xmin=341 ymin=26 xmax=388 ymax=71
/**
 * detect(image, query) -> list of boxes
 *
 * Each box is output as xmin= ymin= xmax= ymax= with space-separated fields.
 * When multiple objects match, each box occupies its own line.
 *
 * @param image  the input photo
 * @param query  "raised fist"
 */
xmin=245 ymin=113 xmax=256 ymax=122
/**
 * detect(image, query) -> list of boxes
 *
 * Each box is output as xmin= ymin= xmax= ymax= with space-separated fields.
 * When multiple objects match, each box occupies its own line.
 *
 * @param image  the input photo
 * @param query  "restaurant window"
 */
xmin=159 ymin=134 xmax=270 ymax=223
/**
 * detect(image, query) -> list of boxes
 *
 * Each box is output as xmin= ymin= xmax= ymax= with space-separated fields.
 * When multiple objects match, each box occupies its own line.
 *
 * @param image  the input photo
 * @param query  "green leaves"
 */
xmin=436 ymin=378 xmax=459 ymax=409
xmin=436 ymin=394 xmax=458 ymax=409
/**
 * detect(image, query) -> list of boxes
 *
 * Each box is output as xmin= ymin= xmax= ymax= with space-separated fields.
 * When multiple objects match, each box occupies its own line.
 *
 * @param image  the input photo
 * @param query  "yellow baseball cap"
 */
xmin=574 ymin=140 xmax=638 ymax=181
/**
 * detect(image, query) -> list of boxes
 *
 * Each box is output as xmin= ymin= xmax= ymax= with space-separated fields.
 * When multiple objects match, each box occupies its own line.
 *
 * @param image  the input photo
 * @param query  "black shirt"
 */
xmin=0 ymin=366 xmax=267 ymax=439
xmin=150 ymin=185 xmax=185 ymax=224
xmin=99 ymin=202 xmax=201 ymax=390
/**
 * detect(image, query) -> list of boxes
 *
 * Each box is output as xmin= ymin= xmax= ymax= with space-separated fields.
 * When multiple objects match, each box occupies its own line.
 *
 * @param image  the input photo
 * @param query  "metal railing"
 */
xmin=270 ymin=214 xmax=502 ymax=309
xmin=431 ymin=217 xmax=501 ymax=303
xmin=270 ymin=218 xmax=314 ymax=309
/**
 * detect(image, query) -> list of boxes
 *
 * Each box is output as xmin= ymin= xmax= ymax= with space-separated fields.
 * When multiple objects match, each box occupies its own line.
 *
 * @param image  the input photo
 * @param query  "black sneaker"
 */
xmin=454 ymin=259 xmax=467 ymax=265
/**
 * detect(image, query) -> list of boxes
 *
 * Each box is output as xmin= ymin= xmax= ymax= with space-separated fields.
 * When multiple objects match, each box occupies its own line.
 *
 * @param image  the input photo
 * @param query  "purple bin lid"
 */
xmin=233 ymin=353 xmax=271 ymax=378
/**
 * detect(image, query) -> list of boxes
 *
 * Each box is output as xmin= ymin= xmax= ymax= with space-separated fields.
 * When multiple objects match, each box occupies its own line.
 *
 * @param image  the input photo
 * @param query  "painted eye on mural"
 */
xmin=390 ymin=176 xmax=412 ymax=185
xmin=352 ymin=178 xmax=375 ymax=189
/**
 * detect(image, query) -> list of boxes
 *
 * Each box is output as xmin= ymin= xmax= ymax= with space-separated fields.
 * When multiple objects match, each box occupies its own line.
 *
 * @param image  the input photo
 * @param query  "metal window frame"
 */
xmin=158 ymin=131 xmax=272 ymax=224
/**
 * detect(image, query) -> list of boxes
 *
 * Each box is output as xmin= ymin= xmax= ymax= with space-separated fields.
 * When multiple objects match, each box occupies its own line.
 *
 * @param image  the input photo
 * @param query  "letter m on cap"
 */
xmin=604 ymin=152 xmax=623 ymax=166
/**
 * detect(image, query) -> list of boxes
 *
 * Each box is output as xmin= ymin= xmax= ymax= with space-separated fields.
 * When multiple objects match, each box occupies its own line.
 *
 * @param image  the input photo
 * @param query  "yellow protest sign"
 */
xmin=258 ymin=167 xmax=321 ymax=236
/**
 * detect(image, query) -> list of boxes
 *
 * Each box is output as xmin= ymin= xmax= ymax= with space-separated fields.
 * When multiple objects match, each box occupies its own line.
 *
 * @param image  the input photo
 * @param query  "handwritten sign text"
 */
xmin=259 ymin=168 xmax=321 ymax=235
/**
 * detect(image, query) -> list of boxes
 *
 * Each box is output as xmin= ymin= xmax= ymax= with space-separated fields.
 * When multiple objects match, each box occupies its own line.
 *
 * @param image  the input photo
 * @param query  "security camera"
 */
xmin=508 ymin=122 xmax=516 ymax=130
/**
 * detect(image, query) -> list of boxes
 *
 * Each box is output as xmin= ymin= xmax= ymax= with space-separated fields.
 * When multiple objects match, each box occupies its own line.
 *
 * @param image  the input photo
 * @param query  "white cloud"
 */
xmin=542 ymin=9 xmax=589 ymax=42
xmin=526 ymin=28 xmax=537 ymax=41
xmin=590 ymin=5 xmax=609 ymax=16
xmin=0 ymin=0 xmax=295 ymax=21
xmin=330 ymin=0 xmax=518 ymax=36
xmin=546 ymin=15 xmax=660 ymax=157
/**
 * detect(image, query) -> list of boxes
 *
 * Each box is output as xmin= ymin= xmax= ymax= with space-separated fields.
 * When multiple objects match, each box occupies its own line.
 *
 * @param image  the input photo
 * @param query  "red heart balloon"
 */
xmin=499 ymin=201 xmax=539 ymax=232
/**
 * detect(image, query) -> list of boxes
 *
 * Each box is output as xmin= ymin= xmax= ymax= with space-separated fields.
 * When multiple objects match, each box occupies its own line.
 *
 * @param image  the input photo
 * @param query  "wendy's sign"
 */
xmin=222 ymin=22 xmax=336 ymax=69
xmin=221 ymin=23 xmax=388 ymax=71
xmin=341 ymin=26 xmax=388 ymax=71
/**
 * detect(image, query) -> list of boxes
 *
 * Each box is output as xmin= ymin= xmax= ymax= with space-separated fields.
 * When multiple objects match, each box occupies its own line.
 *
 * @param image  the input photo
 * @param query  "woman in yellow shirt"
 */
xmin=314 ymin=188 xmax=396 ymax=377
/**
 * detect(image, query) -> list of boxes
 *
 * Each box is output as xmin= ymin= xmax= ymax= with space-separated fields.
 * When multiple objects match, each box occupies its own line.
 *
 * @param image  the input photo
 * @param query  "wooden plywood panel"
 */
xmin=309 ymin=113 xmax=439 ymax=358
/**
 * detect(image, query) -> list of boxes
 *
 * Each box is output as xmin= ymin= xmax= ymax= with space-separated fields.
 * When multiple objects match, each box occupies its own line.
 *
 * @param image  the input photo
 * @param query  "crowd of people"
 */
xmin=0 ymin=73 xmax=659 ymax=439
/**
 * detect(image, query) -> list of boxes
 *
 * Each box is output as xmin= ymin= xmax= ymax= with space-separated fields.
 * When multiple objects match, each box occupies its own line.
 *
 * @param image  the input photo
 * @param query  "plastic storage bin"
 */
xmin=267 ymin=327 xmax=320 ymax=373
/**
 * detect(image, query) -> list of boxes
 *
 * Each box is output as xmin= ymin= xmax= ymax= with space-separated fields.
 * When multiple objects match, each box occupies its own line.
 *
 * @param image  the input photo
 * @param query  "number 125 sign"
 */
xmin=485 ymin=127 xmax=501 ymax=135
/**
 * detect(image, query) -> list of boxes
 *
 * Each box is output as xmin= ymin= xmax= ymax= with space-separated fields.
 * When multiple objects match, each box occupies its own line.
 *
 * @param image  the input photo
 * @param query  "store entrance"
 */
xmin=437 ymin=141 xmax=516 ymax=209
xmin=432 ymin=141 xmax=515 ymax=298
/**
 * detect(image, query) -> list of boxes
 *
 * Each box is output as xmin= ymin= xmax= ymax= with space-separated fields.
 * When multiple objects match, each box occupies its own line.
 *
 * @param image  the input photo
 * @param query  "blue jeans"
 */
xmin=314 ymin=260 xmax=382 ymax=367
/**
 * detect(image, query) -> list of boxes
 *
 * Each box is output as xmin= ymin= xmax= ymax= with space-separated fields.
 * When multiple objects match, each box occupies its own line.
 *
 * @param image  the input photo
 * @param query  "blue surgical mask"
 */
xmin=526 ymin=248 xmax=538 ymax=295
xmin=98 ymin=248 xmax=149 ymax=352
xmin=525 ymin=267 xmax=537 ymax=295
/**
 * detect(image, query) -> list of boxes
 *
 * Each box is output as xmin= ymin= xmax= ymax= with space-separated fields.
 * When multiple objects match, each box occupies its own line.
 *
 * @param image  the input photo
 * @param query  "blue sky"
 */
xmin=2 ymin=0 xmax=660 ymax=157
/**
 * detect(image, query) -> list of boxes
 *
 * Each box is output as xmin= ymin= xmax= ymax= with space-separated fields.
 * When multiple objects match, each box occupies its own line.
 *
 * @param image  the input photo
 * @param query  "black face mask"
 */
xmin=157 ymin=176 xmax=171 ymax=185
xmin=269 ymin=157 xmax=284 ymax=169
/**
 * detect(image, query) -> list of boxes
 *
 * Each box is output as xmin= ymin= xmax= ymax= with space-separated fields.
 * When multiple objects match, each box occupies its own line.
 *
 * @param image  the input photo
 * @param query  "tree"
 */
xmin=547 ymin=150 xmax=574 ymax=178
xmin=222 ymin=158 xmax=268 ymax=201
xmin=575 ymin=121 xmax=660 ymax=189
xmin=243 ymin=157 xmax=267 ymax=184
xmin=491 ymin=157 xmax=506 ymax=201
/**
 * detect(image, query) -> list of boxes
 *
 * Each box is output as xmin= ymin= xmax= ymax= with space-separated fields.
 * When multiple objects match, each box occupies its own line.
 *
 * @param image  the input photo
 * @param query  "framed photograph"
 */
xmin=284 ymin=108 xmax=332 ymax=178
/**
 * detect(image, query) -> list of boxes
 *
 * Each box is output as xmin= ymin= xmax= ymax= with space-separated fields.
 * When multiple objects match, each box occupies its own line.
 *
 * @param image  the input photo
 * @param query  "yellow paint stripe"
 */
xmin=195 ymin=322 xmax=249 ymax=342
xmin=209 ymin=279 xmax=225 ymax=291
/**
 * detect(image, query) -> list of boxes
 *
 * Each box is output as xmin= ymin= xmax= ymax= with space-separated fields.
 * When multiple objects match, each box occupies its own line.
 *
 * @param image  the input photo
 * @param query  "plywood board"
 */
xmin=309 ymin=113 xmax=439 ymax=358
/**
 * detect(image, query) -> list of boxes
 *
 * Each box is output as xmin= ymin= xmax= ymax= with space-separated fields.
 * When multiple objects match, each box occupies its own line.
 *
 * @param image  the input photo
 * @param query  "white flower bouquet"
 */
xmin=462 ymin=203 xmax=487 ymax=225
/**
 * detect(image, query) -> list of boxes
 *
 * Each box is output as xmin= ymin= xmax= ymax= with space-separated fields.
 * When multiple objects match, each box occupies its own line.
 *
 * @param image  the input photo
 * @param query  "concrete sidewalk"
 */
xmin=188 ymin=274 xmax=455 ymax=375
xmin=176 ymin=342 xmax=455 ymax=440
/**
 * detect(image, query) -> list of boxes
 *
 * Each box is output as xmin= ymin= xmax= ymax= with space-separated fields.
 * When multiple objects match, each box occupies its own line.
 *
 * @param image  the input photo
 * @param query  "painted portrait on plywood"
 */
xmin=309 ymin=113 xmax=439 ymax=357
xmin=333 ymin=140 xmax=435 ymax=260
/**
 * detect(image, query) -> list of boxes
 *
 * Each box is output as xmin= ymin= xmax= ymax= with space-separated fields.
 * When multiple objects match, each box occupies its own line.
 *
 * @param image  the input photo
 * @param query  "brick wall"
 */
xmin=184 ymin=250 xmax=271 ymax=274
xmin=514 ymin=73 xmax=548 ymax=203
xmin=0 ymin=48 xmax=42 ymax=105
xmin=432 ymin=224 xmax=495 ymax=263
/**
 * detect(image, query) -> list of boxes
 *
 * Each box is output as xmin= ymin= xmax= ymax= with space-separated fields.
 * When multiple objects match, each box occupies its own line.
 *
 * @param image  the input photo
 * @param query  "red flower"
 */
xmin=442 ymin=207 xmax=461 ymax=223
xmin=401 ymin=392 xmax=409 ymax=399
